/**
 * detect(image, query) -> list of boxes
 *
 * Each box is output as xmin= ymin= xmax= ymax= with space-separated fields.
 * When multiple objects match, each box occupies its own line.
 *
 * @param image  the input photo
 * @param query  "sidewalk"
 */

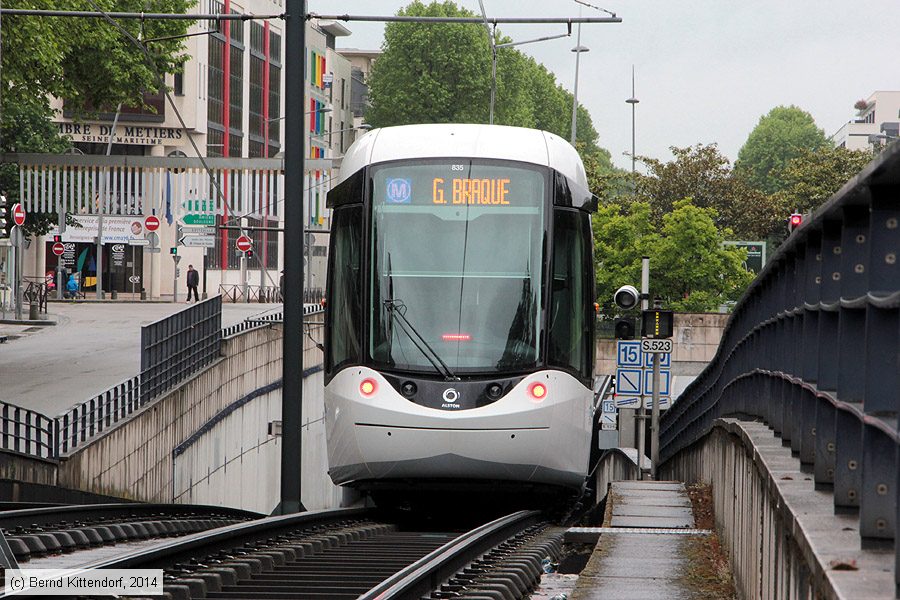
xmin=571 ymin=481 xmax=711 ymax=599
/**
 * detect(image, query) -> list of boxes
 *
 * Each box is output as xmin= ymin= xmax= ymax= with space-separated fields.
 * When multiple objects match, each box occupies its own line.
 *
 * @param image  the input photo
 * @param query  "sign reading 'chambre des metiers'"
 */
xmin=56 ymin=122 xmax=186 ymax=146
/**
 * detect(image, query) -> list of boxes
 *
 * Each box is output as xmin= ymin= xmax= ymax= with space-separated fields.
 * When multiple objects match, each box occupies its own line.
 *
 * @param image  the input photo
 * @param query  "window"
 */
xmin=174 ymin=71 xmax=184 ymax=96
xmin=547 ymin=209 xmax=593 ymax=381
xmin=326 ymin=206 xmax=363 ymax=375
xmin=369 ymin=161 xmax=545 ymax=374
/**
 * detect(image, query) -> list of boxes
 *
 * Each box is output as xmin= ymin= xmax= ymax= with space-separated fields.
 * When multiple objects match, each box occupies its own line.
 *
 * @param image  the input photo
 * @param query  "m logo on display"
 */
xmin=385 ymin=178 xmax=412 ymax=204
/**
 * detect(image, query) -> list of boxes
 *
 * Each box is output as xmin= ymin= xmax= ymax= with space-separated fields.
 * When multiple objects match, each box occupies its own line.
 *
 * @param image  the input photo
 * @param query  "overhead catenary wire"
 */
xmin=0 ymin=9 xmax=281 ymax=20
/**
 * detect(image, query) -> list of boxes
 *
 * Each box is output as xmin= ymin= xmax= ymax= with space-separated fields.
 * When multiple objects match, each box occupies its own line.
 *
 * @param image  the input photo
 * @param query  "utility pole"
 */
xmin=280 ymin=0 xmax=306 ymax=515
xmin=97 ymin=104 xmax=122 ymax=300
xmin=626 ymin=67 xmax=639 ymax=176
xmin=636 ymin=256 xmax=649 ymax=479
xmin=570 ymin=22 xmax=589 ymax=144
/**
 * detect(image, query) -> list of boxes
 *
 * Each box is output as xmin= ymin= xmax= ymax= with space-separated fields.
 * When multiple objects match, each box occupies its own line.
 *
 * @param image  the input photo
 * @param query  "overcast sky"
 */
xmin=308 ymin=0 xmax=900 ymax=170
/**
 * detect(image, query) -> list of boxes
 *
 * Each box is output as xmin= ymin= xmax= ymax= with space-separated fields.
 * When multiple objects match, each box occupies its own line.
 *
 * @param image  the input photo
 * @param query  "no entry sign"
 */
xmin=236 ymin=235 xmax=252 ymax=253
xmin=52 ymin=242 xmax=65 ymax=256
xmin=145 ymin=215 xmax=161 ymax=231
xmin=12 ymin=203 xmax=26 ymax=226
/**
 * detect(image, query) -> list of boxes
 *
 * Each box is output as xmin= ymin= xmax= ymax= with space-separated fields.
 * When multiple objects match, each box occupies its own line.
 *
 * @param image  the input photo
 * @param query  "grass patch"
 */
xmin=681 ymin=483 xmax=737 ymax=599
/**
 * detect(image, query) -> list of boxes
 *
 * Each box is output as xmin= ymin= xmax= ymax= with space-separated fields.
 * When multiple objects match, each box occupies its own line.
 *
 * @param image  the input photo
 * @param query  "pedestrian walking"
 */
xmin=186 ymin=265 xmax=200 ymax=302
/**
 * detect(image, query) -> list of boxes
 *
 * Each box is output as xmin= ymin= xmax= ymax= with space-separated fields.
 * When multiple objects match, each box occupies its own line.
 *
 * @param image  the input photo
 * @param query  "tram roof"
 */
xmin=337 ymin=124 xmax=588 ymax=188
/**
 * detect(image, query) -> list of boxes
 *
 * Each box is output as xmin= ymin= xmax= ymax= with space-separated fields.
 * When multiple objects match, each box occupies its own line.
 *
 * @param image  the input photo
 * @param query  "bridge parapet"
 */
xmin=661 ymin=142 xmax=899 ymax=596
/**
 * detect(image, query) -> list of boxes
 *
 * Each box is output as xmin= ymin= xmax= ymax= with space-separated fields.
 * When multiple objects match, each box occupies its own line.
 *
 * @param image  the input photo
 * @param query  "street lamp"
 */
xmin=569 ymin=25 xmax=589 ymax=144
xmin=625 ymin=66 xmax=639 ymax=176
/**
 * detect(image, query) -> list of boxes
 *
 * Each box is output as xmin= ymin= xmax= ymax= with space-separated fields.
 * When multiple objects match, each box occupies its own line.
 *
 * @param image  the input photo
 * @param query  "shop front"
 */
xmin=47 ymin=216 xmax=147 ymax=297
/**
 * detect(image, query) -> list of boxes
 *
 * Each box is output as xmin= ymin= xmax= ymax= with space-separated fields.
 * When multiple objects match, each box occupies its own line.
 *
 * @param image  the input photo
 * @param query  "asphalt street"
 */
xmin=0 ymin=302 xmax=275 ymax=416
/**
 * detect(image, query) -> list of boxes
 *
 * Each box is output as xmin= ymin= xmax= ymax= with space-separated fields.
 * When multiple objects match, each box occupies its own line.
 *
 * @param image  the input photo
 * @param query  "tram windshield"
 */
xmin=369 ymin=160 xmax=546 ymax=375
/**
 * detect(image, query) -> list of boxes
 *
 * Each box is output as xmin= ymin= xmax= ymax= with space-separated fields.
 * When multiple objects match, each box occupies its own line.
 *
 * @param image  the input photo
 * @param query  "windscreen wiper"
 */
xmin=384 ymin=299 xmax=458 ymax=381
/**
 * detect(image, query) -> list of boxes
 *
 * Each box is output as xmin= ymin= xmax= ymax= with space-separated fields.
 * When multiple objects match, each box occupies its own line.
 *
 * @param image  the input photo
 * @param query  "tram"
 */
xmin=323 ymin=124 xmax=597 ymax=499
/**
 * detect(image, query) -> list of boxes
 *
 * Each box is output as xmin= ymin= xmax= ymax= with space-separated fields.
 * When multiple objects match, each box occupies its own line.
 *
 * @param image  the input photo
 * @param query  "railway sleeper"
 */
xmin=162 ymin=521 xmax=391 ymax=599
xmin=3 ymin=516 xmax=243 ymax=562
xmin=432 ymin=528 xmax=565 ymax=600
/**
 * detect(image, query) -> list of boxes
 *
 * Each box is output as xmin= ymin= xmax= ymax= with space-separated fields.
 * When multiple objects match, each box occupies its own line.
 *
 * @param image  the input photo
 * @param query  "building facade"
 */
xmin=19 ymin=3 xmax=356 ymax=302
xmin=830 ymin=91 xmax=900 ymax=152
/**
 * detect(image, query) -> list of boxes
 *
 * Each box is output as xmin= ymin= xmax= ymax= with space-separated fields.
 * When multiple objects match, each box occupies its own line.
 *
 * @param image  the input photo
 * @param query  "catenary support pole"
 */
xmin=636 ymin=256 xmax=649 ymax=479
xmin=280 ymin=0 xmax=305 ymax=515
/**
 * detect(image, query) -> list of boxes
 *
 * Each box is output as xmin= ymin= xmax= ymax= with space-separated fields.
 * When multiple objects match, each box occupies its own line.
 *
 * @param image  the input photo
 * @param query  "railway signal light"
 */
xmin=613 ymin=285 xmax=640 ymax=310
xmin=788 ymin=212 xmax=803 ymax=233
xmin=614 ymin=319 xmax=635 ymax=339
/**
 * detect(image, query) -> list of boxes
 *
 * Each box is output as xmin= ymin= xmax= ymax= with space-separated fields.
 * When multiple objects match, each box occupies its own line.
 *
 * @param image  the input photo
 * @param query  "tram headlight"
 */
xmin=528 ymin=382 xmax=548 ymax=402
xmin=359 ymin=378 xmax=378 ymax=398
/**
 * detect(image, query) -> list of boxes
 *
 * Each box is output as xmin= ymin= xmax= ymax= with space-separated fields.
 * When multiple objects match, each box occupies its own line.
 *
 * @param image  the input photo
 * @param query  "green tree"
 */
xmin=634 ymin=144 xmax=779 ymax=240
xmin=592 ymin=201 xmax=658 ymax=310
xmin=652 ymin=199 xmax=754 ymax=312
xmin=736 ymin=105 xmax=828 ymax=194
xmin=774 ymin=146 xmax=873 ymax=215
xmin=1 ymin=0 xmax=193 ymax=237
xmin=366 ymin=1 xmax=602 ymax=150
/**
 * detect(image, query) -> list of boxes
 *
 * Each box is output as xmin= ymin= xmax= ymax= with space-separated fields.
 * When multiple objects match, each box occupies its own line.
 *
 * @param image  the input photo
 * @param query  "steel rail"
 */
xmin=358 ymin=510 xmax=541 ymax=600
xmin=80 ymin=507 xmax=370 ymax=569
xmin=0 ymin=503 xmax=261 ymax=532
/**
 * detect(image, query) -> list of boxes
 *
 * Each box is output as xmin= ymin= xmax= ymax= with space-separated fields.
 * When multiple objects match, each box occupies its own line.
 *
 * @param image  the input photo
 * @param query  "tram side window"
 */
xmin=548 ymin=209 xmax=591 ymax=380
xmin=326 ymin=206 xmax=363 ymax=373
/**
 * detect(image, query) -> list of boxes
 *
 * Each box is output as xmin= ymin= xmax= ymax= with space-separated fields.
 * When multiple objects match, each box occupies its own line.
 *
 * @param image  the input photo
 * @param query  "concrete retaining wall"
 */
xmin=660 ymin=418 xmax=895 ymax=599
xmin=0 ymin=451 xmax=57 ymax=487
xmin=172 ymin=370 xmax=341 ymax=513
xmin=57 ymin=324 xmax=329 ymax=509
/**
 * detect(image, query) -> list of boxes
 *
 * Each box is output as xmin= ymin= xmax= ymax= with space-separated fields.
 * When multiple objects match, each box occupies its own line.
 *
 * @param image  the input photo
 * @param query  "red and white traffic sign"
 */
xmin=12 ymin=203 xmax=26 ymax=226
xmin=52 ymin=242 xmax=66 ymax=256
xmin=236 ymin=235 xmax=253 ymax=253
xmin=145 ymin=215 xmax=161 ymax=231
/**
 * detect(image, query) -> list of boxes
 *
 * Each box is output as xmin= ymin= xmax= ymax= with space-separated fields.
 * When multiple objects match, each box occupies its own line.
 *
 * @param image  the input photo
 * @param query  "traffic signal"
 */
xmin=788 ymin=212 xmax=803 ymax=233
xmin=613 ymin=285 xmax=640 ymax=310
xmin=246 ymin=250 xmax=254 ymax=259
xmin=0 ymin=194 xmax=7 ymax=239
xmin=614 ymin=318 xmax=635 ymax=339
xmin=170 ymin=247 xmax=178 ymax=255
xmin=642 ymin=309 xmax=675 ymax=339
xmin=53 ymin=235 xmax=61 ymax=243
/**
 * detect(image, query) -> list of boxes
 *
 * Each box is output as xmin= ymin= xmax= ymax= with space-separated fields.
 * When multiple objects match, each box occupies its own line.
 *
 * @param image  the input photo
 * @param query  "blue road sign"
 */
xmin=616 ymin=368 xmax=643 ymax=396
xmin=616 ymin=340 xmax=643 ymax=368
xmin=644 ymin=351 xmax=671 ymax=368
xmin=643 ymin=370 xmax=671 ymax=396
xmin=602 ymin=400 xmax=615 ymax=413
xmin=614 ymin=396 xmax=640 ymax=408
xmin=644 ymin=396 xmax=672 ymax=410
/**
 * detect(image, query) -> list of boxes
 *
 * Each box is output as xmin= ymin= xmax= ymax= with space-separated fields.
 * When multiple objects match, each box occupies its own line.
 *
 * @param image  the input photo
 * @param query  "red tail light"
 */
xmin=359 ymin=378 xmax=377 ymax=397
xmin=528 ymin=382 xmax=548 ymax=402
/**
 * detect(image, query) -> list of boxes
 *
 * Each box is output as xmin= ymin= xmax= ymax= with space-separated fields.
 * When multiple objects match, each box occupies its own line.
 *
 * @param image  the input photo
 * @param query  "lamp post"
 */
xmin=569 ymin=24 xmax=589 ymax=145
xmin=625 ymin=66 xmax=639 ymax=176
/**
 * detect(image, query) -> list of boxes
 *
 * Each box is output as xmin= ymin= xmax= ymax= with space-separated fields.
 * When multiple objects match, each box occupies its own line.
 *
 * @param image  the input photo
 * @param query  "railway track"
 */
xmin=0 ymin=503 xmax=260 ymax=566
xmin=76 ymin=508 xmax=564 ymax=599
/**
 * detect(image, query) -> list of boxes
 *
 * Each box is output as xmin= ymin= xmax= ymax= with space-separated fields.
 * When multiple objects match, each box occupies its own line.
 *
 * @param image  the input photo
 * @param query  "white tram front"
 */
xmin=323 ymin=124 xmax=597 ymax=498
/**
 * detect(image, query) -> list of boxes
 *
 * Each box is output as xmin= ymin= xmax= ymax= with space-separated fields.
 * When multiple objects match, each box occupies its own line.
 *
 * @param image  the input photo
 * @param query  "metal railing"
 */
xmin=218 ymin=283 xmax=281 ymax=304
xmin=21 ymin=278 xmax=49 ymax=314
xmin=140 ymin=295 xmax=222 ymax=404
xmin=0 ymin=402 xmax=54 ymax=459
xmin=2 ymin=299 xmax=320 ymax=459
xmin=55 ymin=376 xmax=141 ymax=455
xmin=660 ymin=143 xmax=899 ymax=577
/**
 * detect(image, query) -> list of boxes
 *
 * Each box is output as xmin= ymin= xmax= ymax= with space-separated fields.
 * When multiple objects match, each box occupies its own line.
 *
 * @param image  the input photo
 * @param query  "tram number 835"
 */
xmin=641 ymin=338 xmax=673 ymax=354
